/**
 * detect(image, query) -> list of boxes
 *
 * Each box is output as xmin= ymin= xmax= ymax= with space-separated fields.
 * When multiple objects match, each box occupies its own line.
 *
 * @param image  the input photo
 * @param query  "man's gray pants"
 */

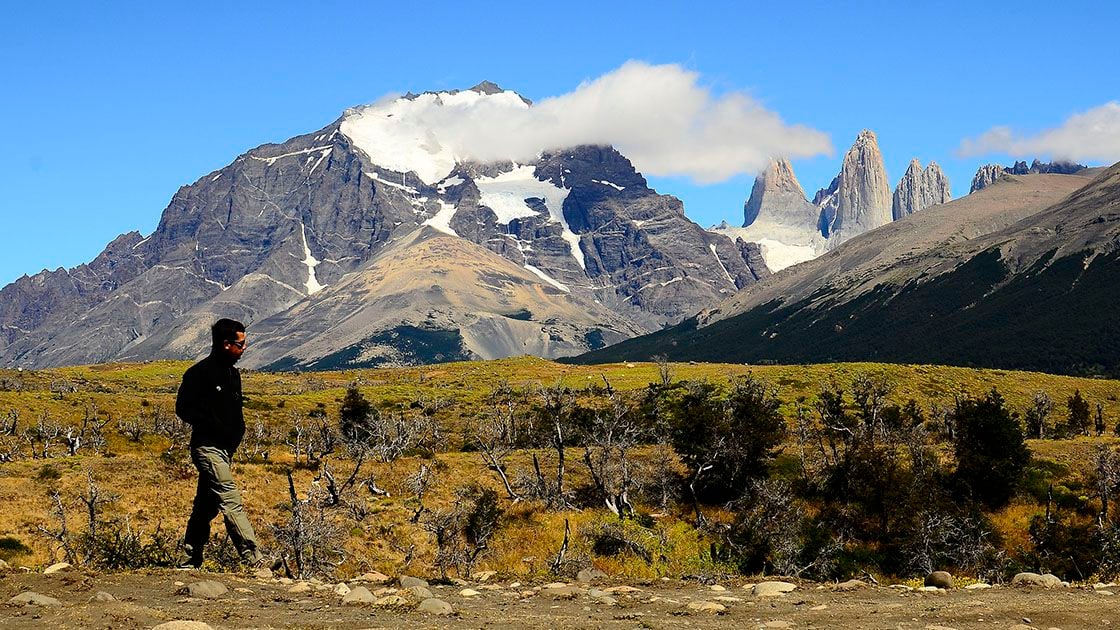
xmin=184 ymin=445 xmax=261 ymax=564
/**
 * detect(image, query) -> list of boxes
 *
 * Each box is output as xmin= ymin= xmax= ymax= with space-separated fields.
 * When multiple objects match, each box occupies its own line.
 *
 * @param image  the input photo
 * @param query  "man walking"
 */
xmin=175 ymin=318 xmax=264 ymax=569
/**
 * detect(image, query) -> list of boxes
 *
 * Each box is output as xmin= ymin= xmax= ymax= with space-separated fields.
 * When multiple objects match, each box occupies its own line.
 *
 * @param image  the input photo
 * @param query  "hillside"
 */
xmin=574 ymin=166 xmax=1120 ymax=376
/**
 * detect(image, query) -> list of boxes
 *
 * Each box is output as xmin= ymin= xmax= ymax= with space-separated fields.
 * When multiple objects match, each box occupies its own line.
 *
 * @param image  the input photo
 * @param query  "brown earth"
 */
xmin=1 ymin=568 xmax=1117 ymax=629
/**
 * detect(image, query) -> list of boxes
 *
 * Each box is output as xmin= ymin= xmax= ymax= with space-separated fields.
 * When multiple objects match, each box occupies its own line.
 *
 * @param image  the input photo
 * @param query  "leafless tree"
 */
xmin=271 ymin=471 xmax=346 ymax=579
xmin=530 ymin=383 xmax=575 ymax=509
xmin=472 ymin=383 xmax=525 ymax=501
xmin=24 ymin=413 xmax=63 ymax=458
xmin=581 ymin=382 xmax=641 ymax=518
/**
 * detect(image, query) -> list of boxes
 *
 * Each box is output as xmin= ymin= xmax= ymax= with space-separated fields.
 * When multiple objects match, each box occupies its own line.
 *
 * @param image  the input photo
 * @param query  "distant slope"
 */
xmin=242 ymin=227 xmax=646 ymax=370
xmin=572 ymin=166 xmax=1120 ymax=376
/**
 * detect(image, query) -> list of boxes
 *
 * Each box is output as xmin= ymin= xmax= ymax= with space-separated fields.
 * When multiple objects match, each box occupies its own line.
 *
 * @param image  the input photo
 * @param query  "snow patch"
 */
xmin=340 ymin=90 xmax=530 ymax=185
xmin=210 ymin=173 xmax=222 ymax=182
xmin=423 ymin=201 xmax=459 ymax=236
xmin=308 ymin=148 xmax=331 ymax=174
xmin=708 ymin=244 xmax=735 ymax=284
xmin=524 ymin=264 xmax=570 ymax=293
xmin=249 ymin=145 xmax=334 ymax=166
xmin=592 ymin=179 xmax=625 ymax=191
xmin=475 ymin=166 xmax=585 ymax=269
xmin=298 ymin=222 xmax=324 ymax=295
xmin=132 ymin=235 xmax=151 ymax=250
xmin=364 ymin=171 xmax=420 ymax=195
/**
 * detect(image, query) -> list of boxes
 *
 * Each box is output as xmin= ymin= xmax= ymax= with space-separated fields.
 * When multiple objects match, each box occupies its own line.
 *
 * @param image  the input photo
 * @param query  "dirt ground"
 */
xmin=2 ymin=568 xmax=1118 ymax=629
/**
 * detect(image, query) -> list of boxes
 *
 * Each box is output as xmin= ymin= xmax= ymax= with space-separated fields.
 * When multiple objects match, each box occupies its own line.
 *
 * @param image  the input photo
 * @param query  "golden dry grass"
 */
xmin=0 ymin=357 xmax=1118 ymax=579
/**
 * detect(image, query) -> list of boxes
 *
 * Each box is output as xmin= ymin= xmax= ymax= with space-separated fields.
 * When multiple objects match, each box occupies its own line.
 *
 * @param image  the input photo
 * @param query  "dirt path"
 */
xmin=2 ymin=568 xmax=1117 ymax=629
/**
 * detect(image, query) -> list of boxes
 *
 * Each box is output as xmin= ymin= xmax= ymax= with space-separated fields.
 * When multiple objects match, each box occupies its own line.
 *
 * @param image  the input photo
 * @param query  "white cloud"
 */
xmin=958 ymin=102 xmax=1120 ymax=163
xmin=341 ymin=61 xmax=832 ymax=185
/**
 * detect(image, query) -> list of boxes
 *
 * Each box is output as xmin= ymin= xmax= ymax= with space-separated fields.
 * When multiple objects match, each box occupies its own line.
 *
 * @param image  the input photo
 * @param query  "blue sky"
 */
xmin=2 ymin=1 xmax=1118 ymax=286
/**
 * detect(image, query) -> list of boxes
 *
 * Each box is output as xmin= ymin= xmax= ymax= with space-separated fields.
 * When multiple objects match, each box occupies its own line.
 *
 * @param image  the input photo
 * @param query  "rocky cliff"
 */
xmin=892 ymin=159 xmax=952 ymax=219
xmin=816 ymin=130 xmax=893 ymax=246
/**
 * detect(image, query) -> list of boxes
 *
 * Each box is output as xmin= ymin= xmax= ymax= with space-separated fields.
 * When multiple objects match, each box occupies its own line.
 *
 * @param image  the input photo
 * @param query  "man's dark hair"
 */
xmin=211 ymin=318 xmax=246 ymax=350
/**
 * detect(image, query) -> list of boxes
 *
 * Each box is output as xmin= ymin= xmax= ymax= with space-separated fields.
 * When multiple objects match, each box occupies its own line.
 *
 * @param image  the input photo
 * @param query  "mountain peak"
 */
xmin=818 ymin=130 xmax=892 ymax=243
xmin=742 ymin=158 xmax=815 ymax=229
xmin=469 ymin=80 xmax=505 ymax=95
xmin=892 ymin=158 xmax=952 ymax=220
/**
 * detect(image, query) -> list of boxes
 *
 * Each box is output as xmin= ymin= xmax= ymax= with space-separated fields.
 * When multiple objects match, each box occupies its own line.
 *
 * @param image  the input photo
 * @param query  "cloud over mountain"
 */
xmin=356 ymin=61 xmax=832 ymax=184
xmin=958 ymin=101 xmax=1120 ymax=163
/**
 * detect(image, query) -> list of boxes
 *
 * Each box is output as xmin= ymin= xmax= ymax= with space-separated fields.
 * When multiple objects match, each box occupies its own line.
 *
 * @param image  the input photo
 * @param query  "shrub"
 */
xmin=953 ymin=389 xmax=1030 ymax=508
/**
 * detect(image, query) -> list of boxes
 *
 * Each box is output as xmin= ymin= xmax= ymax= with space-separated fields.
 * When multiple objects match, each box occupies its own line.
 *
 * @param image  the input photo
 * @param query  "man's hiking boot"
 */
xmin=175 ymin=556 xmax=203 ymax=571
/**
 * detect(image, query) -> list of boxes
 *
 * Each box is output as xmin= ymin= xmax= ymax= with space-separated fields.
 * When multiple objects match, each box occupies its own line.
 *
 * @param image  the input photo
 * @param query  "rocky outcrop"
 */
xmin=742 ymin=158 xmax=818 ymax=229
xmin=971 ymin=160 xmax=1086 ymax=193
xmin=816 ymin=130 xmax=892 ymax=246
xmin=970 ymin=164 xmax=1007 ymax=193
xmin=892 ymin=159 xmax=952 ymax=219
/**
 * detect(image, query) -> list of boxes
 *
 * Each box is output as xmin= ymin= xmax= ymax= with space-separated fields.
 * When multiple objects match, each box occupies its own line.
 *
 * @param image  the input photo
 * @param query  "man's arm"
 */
xmin=175 ymin=366 xmax=214 ymax=429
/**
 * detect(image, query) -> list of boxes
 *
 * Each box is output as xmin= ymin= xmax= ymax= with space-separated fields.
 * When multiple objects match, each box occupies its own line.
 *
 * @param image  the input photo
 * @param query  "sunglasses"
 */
xmin=226 ymin=339 xmax=247 ymax=349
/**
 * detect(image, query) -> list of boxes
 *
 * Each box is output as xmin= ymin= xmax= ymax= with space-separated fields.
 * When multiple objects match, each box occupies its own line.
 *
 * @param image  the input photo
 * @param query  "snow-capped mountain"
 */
xmin=0 ymin=83 xmax=768 ymax=369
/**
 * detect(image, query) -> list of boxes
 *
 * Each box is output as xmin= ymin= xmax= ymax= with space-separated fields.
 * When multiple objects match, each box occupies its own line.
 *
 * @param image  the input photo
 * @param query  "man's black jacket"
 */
xmin=175 ymin=353 xmax=245 ymax=453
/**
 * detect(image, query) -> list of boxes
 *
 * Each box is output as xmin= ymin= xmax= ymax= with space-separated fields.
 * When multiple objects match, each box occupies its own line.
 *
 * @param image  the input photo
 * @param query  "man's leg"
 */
xmin=183 ymin=448 xmax=220 ymax=566
xmin=195 ymin=446 xmax=262 ymax=563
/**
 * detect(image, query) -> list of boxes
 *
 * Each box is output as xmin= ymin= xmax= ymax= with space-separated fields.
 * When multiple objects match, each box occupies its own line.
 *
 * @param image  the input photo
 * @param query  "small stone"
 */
xmin=925 ymin=571 xmax=954 ymax=589
xmin=342 ymin=586 xmax=376 ymax=605
xmin=418 ymin=597 xmax=454 ymax=615
xmin=576 ymin=567 xmax=608 ymax=583
xmin=288 ymin=582 xmax=312 ymax=594
xmin=595 ymin=595 xmax=618 ymax=606
xmin=834 ymin=579 xmax=868 ymax=591
xmin=474 ymin=570 xmax=497 ymax=582
xmin=714 ymin=596 xmax=743 ymax=602
xmin=924 ymin=625 xmax=958 ymax=630
xmin=544 ymin=585 xmax=583 ymax=600
xmin=399 ymin=575 xmax=429 ymax=589
xmin=151 ymin=623 xmax=214 ymax=630
xmin=1009 ymin=625 xmax=1033 ymax=630
xmin=508 ymin=581 xmax=521 ymax=588
xmin=43 ymin=562 xmax=71 ymax=574
xmin=1098 ymin=590 xmax=1115 ymax=595
xmin=0 ymin=559 xmax=9 ymax=570
xmin=253 ymin=568 xmax=273 ymax=580
xmin=8 ymin=591 xmax=62 ymax=607
xmin=763 ymin=622 xmax=793 ymax=629
xmin=604 ymin=585 xmax=642 ymax=594
xmin=686 ymin=600 xmax=726 ymax=614
xmin=889 ymin=584 xmax=914 ymax=592
xmin=179 ymin=580 xmax=227 ymax=599
xmin=810 ymin=604 xmax=827 ymax=611
xmin=918 ymin=586 xmax=942 ymax=592
xmin=278 ymin=577 xmax=293 ymax=585
xmin=408 ymin=585 xmax=435 ymax=599
xmin=234 ymin=588 xmax=252 ymax=594
xmin=92 ymin=591 xmax=115 ymax=602
xmin=753 ymin=581 xmax=798 ymax=597
xmin=333 ymin=583 xmax=351 ymax=596
xmin=459 ymin=589 xmax=482 ymax=597
xmin=374 ymin=594 xmax=409 ymax=607
xmin=542 ymin=582 xmax=568 ymax=589
xmin=356 ymin=571 xmax=391 ymax=584
xmin=964 ymin=583 xmax=992 ymax=590
xmin=708 ymin=584 xmax=727 ymax=592
xmin=373 ymin=587 xmax=398 ymax=596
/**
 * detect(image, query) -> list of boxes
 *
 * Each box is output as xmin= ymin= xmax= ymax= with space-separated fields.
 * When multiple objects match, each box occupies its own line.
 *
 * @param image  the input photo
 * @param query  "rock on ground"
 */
xmin=43 ymin=562 xmax=71 ymax=574
xmin=753 ymin=581 xmax=797 ymax=597
xmin=418 ymin=597 xmax=454 ymax=615
xmin=400 ymin=575 xmax=429 ymax=589
xmin=179 ymin=580 xmax=227 ymax=599
xmin=375 ymin=594 xmax=410 ymax=607
xmin=8 ymin=591 xmax=62 ymax=606
xmin=342 ymin=586 xmax=375 ymax=605
xmin=1011 ymin=572 xmax=1063 ymax=588
xmin=834 ymin=579 xmax=868 ymax=591
xmin=408 ymin=585 xmax=435 ymax=599
xmin=685 ymin=601 xmax=726 ymax=614
xmin=151 ymin=623 xmax=214 ymax=630
xmin=92 ymin=591 xmax=115 ymax=602
xmin=925 ymin=571 xmax=954 ymax=589
xmin=576 ymin=567 xmax=607 ymax=583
